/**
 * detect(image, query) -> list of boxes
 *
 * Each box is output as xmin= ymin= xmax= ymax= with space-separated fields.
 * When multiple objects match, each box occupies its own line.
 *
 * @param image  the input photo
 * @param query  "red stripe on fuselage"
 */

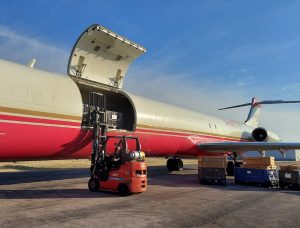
xmin=0 ymin=114 xmax=247 ymax=160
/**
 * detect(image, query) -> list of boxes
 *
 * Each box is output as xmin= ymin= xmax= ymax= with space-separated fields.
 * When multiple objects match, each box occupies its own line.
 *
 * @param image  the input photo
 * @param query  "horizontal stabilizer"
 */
xmin=218 ymin=99 xmax=300 ymax=110
xmin=198 ymin=142 xmax=300 ymax=153
xmin=218 ymin=97 xmax=300 ymax=127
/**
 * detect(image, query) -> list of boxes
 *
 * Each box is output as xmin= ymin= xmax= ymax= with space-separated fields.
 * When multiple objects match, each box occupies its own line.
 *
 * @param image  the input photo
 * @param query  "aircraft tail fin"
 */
xmin=244 ymin=98 xmax=261 ymax=127
xmin=219 ymin=97 xmax=300 ymax=128
xmin=26 ymin=58 xmax=36 ymax=68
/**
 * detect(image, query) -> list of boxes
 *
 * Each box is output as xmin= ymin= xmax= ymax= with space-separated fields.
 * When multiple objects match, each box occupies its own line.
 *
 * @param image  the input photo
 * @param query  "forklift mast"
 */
xmin=86 ymin=92 xmax=107 ymax=176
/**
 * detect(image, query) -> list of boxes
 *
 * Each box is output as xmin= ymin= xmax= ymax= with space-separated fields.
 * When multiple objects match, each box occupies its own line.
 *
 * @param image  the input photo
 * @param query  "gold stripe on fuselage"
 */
xmin=0 ymin=106 xmax=248 ymax=141
xmin=136 ymin=124 xmax=248 ymax=141
xmin=0 ymin=106 xmax=82 ymax=121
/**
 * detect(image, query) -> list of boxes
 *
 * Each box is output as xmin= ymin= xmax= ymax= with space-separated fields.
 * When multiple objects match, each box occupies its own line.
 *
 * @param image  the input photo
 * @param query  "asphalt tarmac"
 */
xmin=0 ymin=160 xmax=300 ymax=228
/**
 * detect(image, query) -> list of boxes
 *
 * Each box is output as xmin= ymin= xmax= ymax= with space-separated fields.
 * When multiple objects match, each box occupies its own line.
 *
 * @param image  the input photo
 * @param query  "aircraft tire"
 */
xmin=226 ymin=161 xmax=234 ymax=176
xmin=176 ymin=159 xmax=183 ymax=171
xmin=167 ymin=158 xmax=175 ymax=171
xmin=88 ymin=177 xmax=100 ymax=192
xmin=167 ymin=158 xmax=183 ymax=171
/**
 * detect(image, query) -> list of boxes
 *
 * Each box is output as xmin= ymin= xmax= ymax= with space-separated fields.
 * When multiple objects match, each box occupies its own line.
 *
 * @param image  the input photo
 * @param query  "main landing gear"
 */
xmin=166 ymin=157 xmax=183 ymax=171
xmin=226 ymin=152 xmax=242 ymax=176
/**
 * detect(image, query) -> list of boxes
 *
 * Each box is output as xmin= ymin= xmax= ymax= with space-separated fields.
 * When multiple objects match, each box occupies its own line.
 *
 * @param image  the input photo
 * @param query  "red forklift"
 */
xmin=88 ymin=135 xmax=147 ymax=195
xmin=86 ymin=92 xmax=147 ymax=196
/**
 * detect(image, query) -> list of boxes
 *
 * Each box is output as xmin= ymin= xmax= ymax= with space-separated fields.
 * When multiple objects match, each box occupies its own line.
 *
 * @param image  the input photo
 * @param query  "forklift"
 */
xmin=86 ymin=92 xmax=147 ymax=196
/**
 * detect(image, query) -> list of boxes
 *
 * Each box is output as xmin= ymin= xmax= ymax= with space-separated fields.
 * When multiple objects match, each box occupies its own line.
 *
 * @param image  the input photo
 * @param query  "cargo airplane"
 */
xmin=1 ymin=24 xmax=300 ymax=171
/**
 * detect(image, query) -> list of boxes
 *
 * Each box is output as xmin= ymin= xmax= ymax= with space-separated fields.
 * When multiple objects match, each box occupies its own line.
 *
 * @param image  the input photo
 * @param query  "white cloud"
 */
xmin=0 ymin=25 xmax=69 ymax=74
xmin=125 ymin=64 xmax=300 ymax=142
xmin=228 ymin=38 xmax=300 ymax=61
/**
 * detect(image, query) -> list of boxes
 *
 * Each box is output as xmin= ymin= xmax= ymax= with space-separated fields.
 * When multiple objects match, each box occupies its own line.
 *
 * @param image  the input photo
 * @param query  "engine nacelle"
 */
xmin=251 ymin=127 xmax=269 ymax=142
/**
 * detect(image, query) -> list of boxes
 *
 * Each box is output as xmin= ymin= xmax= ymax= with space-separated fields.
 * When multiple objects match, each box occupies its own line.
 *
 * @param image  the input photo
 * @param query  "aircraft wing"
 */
xmin=198 ymin=142 xmax=300 ymax=153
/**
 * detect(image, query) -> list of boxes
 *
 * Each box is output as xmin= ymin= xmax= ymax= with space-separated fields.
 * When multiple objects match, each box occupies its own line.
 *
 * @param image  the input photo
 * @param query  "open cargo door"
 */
xmin=68 ymin=24 xmax=146 ymax=90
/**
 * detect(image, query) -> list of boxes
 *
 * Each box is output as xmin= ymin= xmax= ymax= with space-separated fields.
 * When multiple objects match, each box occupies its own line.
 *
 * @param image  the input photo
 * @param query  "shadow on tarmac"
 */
xmin=0 ymin=169 xmax=90 ymax=185
xmin=0 ymin=165 xmax=195 ymax=186
xmin=1 ymin=165 xmax=299 ymax=199
xmin=0 ymin=165 xmax=67 ymax=171
xmin=0 ymin=189 xmax=123 ymax=199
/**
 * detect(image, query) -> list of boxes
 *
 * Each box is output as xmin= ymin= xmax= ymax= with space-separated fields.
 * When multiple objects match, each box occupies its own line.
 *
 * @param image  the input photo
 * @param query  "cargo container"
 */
xmin=234 ymin=167 xmax=279 ymax=187
xmin=198 ymin=167 xmax=226 ymax=185
xmin=279 ymin=170 xmax=300 ymax=190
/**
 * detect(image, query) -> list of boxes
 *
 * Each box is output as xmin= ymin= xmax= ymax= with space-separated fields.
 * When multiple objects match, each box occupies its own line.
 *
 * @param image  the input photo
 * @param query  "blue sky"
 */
xmin=0 ymin=0 xmax=299 ymax=140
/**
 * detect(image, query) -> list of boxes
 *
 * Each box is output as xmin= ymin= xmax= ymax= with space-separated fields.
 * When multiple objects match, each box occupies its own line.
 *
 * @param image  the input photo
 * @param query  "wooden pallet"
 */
xmin=280 ymin=164 xmax=300 ymax=171
xmin=241 ymin=165 xmax=277 ymax=170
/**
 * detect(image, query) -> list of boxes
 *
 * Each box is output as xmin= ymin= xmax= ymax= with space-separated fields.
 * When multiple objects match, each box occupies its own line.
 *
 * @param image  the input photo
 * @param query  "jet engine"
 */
xmin=251 ymin=127 xmax=269 ymax=142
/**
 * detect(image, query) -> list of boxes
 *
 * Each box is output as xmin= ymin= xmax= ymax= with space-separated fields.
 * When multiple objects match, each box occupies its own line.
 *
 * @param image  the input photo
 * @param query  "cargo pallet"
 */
xmin=198 ymin=167 xmax=226 ymax=186
xmin=234 ymin=167 xmax=279 ymax=188
xmin=279 ymin=170 xmax=300 ymax=190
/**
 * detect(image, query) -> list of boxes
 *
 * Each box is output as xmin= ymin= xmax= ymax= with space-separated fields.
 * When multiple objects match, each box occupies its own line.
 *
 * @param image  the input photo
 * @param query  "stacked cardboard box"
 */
xmin=280 ymin=164 xmax=300 ymax=171
xmin=198 ymin=156 xmax=227 ymax=168
xmin=241 ymin=157 xmax=276 ymax=170
xmin=198 ymin=156 xmax=227 ymax=185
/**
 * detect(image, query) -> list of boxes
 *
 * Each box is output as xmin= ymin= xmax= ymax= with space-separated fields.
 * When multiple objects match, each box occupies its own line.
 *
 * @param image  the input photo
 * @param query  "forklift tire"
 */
xmin=88 ymin=177 xmax=100 ymax=192
xmin=117 ymin=183 xmax=130 ymax=196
